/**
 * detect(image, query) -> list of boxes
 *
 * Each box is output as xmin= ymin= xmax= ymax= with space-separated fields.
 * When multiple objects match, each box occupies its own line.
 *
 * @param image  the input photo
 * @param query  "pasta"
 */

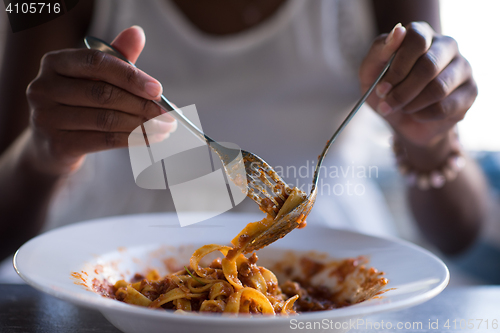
xmin=95 ymin=188 xmax=388 ymax=315
xmin=106 ymin=246 xmax=299 ymax=314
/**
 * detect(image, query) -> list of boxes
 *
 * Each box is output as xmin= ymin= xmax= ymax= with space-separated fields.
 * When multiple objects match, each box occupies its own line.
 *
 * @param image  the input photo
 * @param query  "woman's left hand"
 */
xmin=359 ymin=22 xmax=477 ymax=147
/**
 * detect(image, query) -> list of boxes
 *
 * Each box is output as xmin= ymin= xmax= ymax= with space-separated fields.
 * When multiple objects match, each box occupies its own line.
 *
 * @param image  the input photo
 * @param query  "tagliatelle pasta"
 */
xmin=95 ymin=189 xmax=389 ymax=315
xmin=109 ymin=243 xmax=301 ymax=315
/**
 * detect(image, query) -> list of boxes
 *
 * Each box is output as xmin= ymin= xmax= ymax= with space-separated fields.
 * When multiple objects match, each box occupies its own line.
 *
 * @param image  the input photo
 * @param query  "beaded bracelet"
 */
xmin=392 ymin=135 xmax=466 ymax=190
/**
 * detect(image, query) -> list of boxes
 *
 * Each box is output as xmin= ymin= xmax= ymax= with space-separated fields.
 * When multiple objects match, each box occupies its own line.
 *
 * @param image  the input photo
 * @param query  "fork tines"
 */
xmin=243 ymin=154 xmax=290 ymax=217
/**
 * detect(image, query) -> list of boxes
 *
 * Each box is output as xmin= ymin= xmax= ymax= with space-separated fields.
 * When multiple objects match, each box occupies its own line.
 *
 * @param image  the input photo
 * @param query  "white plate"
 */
xmin=14 ymin=213 xmax=448 ymax=333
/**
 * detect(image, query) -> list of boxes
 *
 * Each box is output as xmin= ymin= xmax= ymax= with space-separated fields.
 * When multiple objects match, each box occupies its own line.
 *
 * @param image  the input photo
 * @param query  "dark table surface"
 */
xmin=1 ymin=284 xmax=499 ymax=333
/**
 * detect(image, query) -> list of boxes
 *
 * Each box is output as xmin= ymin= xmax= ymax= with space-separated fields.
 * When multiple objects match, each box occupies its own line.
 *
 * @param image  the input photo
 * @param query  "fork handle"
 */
xmin=332 ymin=54 xmax=395 ymax=146
xmin=153 ymin=96 xmax=214 ymax=144
xmin=317 ymin=54 xmax=395 ymax=167
xmin=84 ymin=36 xmax=214 ymax=146
xmin=310 ymin=54 xmax=395 ymax=193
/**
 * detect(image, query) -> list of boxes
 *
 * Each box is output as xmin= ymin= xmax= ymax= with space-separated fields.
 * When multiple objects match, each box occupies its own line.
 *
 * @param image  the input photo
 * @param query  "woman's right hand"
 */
xmin=25 ymin=26 xmax=177 ymax=175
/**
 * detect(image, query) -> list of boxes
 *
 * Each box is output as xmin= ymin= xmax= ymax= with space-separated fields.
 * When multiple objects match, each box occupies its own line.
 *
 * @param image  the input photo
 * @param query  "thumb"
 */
xmin=110 ymin=25 xmax=146 ymax=64
xmin=360 ymin=23 xmax=406 ymax=92
xmin=380 ymin=23 xmax=407 ymax=64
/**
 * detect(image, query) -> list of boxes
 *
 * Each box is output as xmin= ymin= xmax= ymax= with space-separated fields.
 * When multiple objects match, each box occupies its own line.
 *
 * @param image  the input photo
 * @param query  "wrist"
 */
xmin=22 ymin=129 xmax=83 ymax=178
xmin=393 ymin=129 xmax=465 ymax=190
xmin=394 ymin=129 xmax=459 ymax=171
xmin=0 ymin=129 xmax=62 ymax=194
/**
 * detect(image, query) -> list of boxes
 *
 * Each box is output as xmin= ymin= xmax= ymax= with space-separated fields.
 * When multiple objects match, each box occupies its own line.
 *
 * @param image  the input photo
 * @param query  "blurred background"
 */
xmin=441 ymin=0 xmax=500 ymax=152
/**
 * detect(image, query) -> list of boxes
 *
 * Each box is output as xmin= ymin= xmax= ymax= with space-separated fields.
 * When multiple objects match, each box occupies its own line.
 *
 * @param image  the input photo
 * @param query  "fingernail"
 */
xmin=131 ymin=25 xmax=144 ymax=33
xmin=149 ymin=132 xmax=171 ymax=144
xmin=154 ymin=118 xmax=175 ymax=133
xmin=376 ymin=82 xmax=392 ymax=98
xmin=162 ymin=113 xmax=176 ymax=123
xmin=385 ymin=23 xmax=402 ymax=44
xmin=156 ymin=112 xmax=176 ymax=123
xmin=378 ymin=101 xmax=393 ymax=116
xmin=145 ymin=81 xmax=162 ymax=99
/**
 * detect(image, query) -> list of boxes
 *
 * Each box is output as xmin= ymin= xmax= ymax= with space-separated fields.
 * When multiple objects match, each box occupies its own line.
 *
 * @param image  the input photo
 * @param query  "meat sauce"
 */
xmin=92 ymin=254 xmax=387 ymax=313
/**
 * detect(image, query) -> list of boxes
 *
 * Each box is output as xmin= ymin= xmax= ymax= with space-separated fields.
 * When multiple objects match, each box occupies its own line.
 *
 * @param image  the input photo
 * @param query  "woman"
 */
xmin=0 ymin=0 xmax=488 ymax=267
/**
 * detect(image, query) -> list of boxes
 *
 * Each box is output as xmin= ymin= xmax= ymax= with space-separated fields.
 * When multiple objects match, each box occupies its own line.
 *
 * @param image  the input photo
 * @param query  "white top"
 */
xmin=44 ymin=0 xmax=396 ymax=236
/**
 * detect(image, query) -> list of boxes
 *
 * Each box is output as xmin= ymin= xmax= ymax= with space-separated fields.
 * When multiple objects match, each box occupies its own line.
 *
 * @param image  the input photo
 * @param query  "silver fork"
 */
xmin=84 ymin=37 xmax=290 ymax=216
xmin=241 ymin=54 xmax=396 ymax=253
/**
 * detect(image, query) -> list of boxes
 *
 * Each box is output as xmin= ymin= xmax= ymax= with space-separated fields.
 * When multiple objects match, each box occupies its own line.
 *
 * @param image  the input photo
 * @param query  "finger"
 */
xmin=41 ymin=75 xmax=162 ymax=119
xmin=41 ymin=49 xmax=162 ymax=100
xmin=379 ymin=35 xmax=459 ymax=114
xmin=409 ymin=79 xmax=477 ymax=123
xmin=402 ymin=56 xmax=472 ymax=113
xmin=110 ymin=26 xmax=146 ymax=65
xmin=54 ymin=129 xmax=171 ymax=157
xmin=37 ymin=105 xmax=177 ymax=134
xmin=360 ymin=23 xmax=407 ymax=92
xmin=53 ymin=130 xmax=130 ymax=157
xmin=375 ymin=22 xmax=435 ymax=100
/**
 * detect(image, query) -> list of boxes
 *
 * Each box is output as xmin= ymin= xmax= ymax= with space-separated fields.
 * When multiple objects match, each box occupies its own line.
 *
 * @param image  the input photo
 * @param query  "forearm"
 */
xmin=398 ymin=131 xmax=488 ymax=254
xmin=0 ymin=129 xmax=63 ymax=261
xmin=0 ymin=1 xmax=94 ymax=260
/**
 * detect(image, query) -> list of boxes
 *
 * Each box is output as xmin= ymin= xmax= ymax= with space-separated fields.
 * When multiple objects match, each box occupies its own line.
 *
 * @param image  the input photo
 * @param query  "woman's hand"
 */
xmin=25 ymin=26 xmax=177 ymax=175
xmin=359 ymin=22 xmax=477 ymax=147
